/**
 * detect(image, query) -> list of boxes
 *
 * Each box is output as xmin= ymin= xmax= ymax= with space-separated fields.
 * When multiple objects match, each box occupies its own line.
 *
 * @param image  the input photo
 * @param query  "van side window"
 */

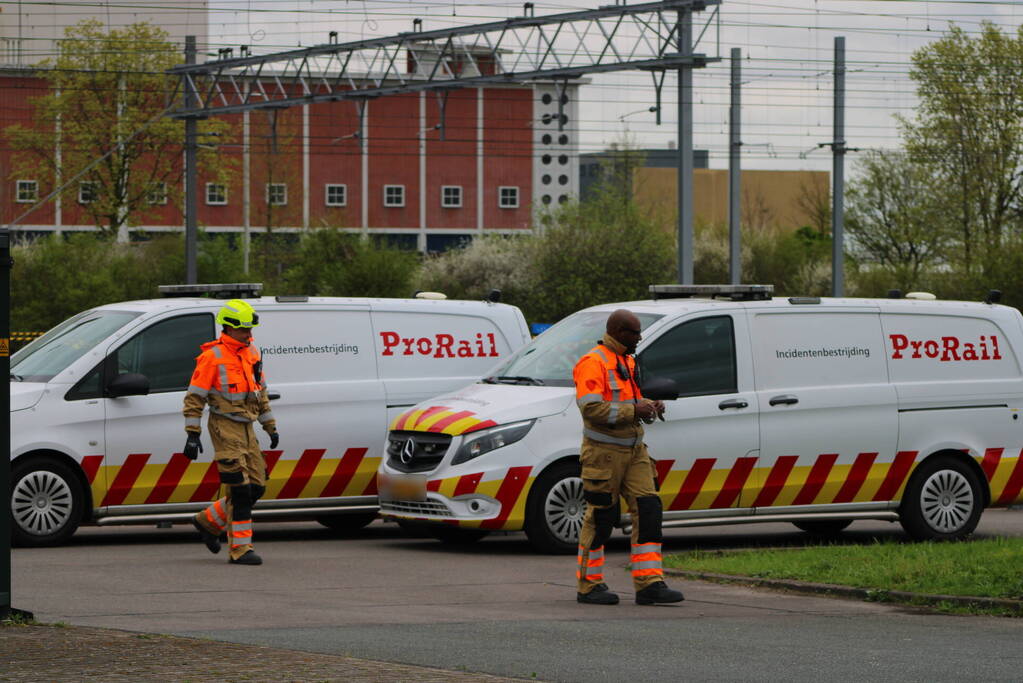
xmin=65 ymin=363 xmax=104 ymax=401
xmin=639 ymin=316 xmax=737 ymax=397
xmin=112 ymin=314 xmax=214 ymax=393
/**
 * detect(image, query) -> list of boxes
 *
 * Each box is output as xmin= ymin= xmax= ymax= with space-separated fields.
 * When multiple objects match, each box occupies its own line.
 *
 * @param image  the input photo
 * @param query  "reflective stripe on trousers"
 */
xmin=230 ymin=520 xmax=253 ymax=548
xmin=204 ymin=498 xmax=228 ymax=531
xmin=631 ymin=542 xmax=663 ymax=579
xmin=576 ymin=545 xmax=605 ymax=583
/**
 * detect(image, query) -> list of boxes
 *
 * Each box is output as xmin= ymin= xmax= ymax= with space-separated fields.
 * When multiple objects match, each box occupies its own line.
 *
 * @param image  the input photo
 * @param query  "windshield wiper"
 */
xmin=10 ymin=373 xmax=23 ymax=381
xmin=491 ymin=375 xmax=545 ymax=386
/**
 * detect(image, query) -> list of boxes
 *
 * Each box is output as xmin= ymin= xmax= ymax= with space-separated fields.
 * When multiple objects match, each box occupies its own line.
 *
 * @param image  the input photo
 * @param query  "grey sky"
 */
xmin=204 ymin=1 xmax=1020 ymax=172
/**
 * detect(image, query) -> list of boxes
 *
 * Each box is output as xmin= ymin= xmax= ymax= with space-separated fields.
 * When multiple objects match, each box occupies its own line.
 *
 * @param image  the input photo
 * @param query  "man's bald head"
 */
xmin=606 ymin=309 xmax=642 ymax=353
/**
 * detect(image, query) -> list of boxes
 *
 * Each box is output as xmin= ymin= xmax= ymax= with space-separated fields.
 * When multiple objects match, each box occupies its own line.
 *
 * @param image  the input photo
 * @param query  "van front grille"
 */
xmin=380 ymin=499 xmax=453 ymax=516
xmin=387 ymin=430 xmax=453 ymax=473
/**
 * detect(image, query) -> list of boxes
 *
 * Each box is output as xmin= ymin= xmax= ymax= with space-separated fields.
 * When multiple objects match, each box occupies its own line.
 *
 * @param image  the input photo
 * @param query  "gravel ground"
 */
xmin=1 ymin=622 xmax=524 ymax=682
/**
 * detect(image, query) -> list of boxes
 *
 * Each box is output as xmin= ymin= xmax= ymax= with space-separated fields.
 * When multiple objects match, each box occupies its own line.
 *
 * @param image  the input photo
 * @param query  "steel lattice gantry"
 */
xmin=166 ymin=0 xmax=720 ymax=118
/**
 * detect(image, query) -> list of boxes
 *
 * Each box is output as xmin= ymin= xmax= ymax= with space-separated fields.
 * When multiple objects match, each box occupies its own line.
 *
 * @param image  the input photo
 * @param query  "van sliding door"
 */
xmin=746 ymin=308 xmax=897 ymax=512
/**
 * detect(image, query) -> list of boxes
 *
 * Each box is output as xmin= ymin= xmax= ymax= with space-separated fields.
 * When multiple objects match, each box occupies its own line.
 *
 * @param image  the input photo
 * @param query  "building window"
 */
xmin=325 ymin=184 xmax=347 ymax=207
xmin=498 ymin=186 xmax=519 ymax=209
xmin=266 ymin=183 xmax=287 ymax=206
xmin=383 ymin=184 xmax=405 ymax=208
xmin=441 ymin=185 xmax=462 ymax=208
xmin=15 ymin=180 xmax=37 ymax=204
xmin=78 ymin=182 xmax=97 ymax=204
xmin=147 ymin=182 xmax=168 ymax=205
xmin=206 ymin=183 xmax=227 ymax=206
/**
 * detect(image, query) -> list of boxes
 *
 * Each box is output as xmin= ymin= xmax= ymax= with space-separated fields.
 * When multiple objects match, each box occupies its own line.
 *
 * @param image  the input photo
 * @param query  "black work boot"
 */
xmin=229 ymin=550 xmax=263 ymax=565
xmin=635 ymin=581 xmax=685 ymax=605
xmin=192 ymin=519 xmax=221 ymax=554
xmin=577 ymin=583 xmax=620 ymax=605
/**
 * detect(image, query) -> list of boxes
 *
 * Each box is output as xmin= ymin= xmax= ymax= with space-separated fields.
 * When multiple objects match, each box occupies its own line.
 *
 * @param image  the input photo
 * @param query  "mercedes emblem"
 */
xmin=400 ymin=438 xmax=416 ymax=465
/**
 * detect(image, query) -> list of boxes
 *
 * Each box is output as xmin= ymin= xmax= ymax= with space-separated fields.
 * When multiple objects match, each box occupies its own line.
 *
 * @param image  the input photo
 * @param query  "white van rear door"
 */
xmin=638 ymin=310 xmax=760 ymax=512
xmin=747 ymin=307 xmax=898 ymax=509
xmin=256 ymin=307 xmax=384 ymax=501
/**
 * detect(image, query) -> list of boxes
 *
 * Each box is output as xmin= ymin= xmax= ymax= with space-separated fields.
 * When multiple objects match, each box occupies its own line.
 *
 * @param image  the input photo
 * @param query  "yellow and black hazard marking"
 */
xmin=0 ymin=338 xmax=8 ymax=357
xmin=11 ymin=331 xmax=44 ymax=342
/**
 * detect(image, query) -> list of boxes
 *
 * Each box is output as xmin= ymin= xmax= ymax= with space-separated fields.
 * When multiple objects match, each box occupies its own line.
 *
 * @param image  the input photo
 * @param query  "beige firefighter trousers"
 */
xmin=577 ymin=441 xmax=661 ymax=593
xmin=194 ymin=416 xmax=266 ymax=560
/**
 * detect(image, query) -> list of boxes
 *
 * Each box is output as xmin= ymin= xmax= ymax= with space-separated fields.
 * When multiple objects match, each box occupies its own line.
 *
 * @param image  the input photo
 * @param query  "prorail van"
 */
xmin=9 ymin=283 xmax=530 ymax=546
xmin=378 ymin=284 xmax=1023 ymax=553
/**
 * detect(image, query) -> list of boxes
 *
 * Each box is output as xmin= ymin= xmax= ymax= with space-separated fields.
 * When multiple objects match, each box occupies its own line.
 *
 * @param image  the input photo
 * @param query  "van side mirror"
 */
xmin=107 ymin=372 xmax=150 ymax=398
xmin=640 ymin=376 xmax=679 ymax=401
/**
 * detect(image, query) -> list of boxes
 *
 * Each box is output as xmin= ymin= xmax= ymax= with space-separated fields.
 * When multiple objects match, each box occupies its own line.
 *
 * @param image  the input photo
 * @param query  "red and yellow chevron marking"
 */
xmin=389 ymin=405 xmax=498 ymax=436
xmin=78 ymin=447 xmax=381 ymax=507
xmin=385 ymin=447 xmax=1023 ymax=532
xmin=977 ymin=447 xmax=1023 ymax=505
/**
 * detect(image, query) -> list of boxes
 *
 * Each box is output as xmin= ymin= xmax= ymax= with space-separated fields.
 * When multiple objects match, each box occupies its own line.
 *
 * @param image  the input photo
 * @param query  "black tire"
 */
xmin=792 ymin=519 xmax=853 ymax=536
xmin=315 ymin=511 xmax=378 ymax=533
xmin=524 ymin=460 xmax=586 ymax=555
xmin=899 ymin=455 xmax=983 ymax=541
xmin=10 ymin=457 xmax=85 ymax=547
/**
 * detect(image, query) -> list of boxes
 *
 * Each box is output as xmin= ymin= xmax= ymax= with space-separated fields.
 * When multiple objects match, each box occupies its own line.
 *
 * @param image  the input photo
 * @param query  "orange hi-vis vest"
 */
xmin=573 ymin=334 xmax=645 ymax=448
xmin=183 ymin=333 xmax=275 ymax=433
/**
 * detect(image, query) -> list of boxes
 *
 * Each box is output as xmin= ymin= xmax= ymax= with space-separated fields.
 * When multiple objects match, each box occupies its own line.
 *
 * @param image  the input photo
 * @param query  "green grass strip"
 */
xmin=664 ymin=537 xmax=1023 ymax=600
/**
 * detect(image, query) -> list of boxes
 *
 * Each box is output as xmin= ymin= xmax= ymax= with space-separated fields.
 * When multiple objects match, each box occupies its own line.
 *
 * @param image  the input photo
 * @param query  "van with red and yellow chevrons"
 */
xmin=10 ymin=283 xmax=529 ymax=546
xmin=378 ymin=284 xmax=1023 ymax=553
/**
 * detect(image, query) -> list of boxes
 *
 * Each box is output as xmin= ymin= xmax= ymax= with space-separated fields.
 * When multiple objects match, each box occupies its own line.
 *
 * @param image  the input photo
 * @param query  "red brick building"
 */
xmin=0 ymin=66 xmax=580 ymax=252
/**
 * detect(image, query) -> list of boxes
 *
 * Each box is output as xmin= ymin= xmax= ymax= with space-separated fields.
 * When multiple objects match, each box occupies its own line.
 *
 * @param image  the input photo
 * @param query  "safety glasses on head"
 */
xmin=216 ymin=299 xmax=260 ymax=329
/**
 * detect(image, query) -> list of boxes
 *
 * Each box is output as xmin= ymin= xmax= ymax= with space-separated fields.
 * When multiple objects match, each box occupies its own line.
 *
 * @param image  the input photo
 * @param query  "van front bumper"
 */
xmin=377 ymin=456 xmax=536 ymax=531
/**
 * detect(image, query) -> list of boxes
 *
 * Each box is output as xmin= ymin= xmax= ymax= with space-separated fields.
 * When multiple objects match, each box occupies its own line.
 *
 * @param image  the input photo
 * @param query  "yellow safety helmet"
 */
xmin=216 ymin=299 xmax=259 ymax=329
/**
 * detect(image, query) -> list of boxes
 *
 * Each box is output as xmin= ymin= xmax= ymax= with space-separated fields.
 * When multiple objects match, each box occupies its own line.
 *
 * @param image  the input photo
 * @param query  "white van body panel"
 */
xmin=378 ymin=295 xmax=1023 ymax=548
xmin=9 ymin=295 xmax=530 ymax=541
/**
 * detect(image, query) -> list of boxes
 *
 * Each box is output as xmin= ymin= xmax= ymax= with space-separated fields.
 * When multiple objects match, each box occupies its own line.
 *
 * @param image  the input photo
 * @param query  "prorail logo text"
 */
xmin=889 ymin=333 xmax=1002 ymax=361
xmin=380 ymin=331 xmax=500 ymax=358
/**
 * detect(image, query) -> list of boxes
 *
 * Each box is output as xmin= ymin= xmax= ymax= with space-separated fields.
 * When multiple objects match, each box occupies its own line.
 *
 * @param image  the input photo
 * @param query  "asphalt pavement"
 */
xmin=10 ymin=511 xmax=1023 ymax=681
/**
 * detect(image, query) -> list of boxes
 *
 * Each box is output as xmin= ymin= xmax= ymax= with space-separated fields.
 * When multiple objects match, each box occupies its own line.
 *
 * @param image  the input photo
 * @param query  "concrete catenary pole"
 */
xmin=184 ymin=36 xmax=198 ymax=285
xmin=831 ymin=36 xmax=846 ymax=297
xmin=677 ymin=7 xmax=694 ymax=285
xmin=728 ymin=47 xmax=741 ymax=285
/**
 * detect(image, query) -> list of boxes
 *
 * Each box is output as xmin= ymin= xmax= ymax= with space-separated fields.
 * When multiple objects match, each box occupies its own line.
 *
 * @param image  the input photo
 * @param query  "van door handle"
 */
xmin=268 ymin=392 xmax=281 ymax=401
xmin=718 ymin=398 xmax=748 ymax=410
xmin=769 ymin=394 xmax=799 ymax=406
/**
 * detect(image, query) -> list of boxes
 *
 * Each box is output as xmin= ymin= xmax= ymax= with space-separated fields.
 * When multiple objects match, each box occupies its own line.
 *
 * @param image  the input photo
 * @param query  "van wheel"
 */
xmin=10 ymin=458 xmax=84 ymax=547
xmin=524 ymin=460 xmax=584 ymax=555
xmin=316 ymin=511 xmax=378 ymax=534
xmin=792 ymin=520 xmax=852 ymax=536
xmin=899 ymin=455 xmax=982 ymax=541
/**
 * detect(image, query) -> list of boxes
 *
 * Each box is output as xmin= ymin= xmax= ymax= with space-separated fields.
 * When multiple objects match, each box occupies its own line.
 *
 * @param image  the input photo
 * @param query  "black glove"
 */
xmin=183 ymin=433 xmax=203 ymax=460
xmin=269 ymin=431 xmax=279 ymax=449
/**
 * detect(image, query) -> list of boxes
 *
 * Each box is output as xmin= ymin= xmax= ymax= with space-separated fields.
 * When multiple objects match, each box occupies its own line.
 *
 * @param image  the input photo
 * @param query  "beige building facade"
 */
xmin=633 ymin=168 xmax=830 ymax=231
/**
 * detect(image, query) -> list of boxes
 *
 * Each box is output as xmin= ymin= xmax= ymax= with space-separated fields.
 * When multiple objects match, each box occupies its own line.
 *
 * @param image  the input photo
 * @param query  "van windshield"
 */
xmin=484 ymin=311 xmax=663 ymax=387
xmin=11 ymin=309 xmax=141 ymax=383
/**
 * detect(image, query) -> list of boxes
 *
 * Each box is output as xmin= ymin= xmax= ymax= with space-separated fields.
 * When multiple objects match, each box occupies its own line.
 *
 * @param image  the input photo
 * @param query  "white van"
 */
xmin=378 ymin=284 xmax=1023 ymax=553
xmin=9 ymin=283 xmax=529 ymax=546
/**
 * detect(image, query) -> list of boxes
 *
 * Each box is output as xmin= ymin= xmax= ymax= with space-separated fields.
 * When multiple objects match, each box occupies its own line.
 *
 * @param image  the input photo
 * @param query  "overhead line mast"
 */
xmin=168 ymin=0 xmax=720 ymax=283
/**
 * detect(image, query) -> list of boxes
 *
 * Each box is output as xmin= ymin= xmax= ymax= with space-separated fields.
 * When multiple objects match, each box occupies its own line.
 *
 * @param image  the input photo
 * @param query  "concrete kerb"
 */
xmin=663 ymin=568 xmax=1023 ymax=615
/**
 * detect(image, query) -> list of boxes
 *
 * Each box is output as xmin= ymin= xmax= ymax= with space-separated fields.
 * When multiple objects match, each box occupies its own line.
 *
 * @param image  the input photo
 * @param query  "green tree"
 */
xmin=900 ymin=22 xmax=1023 ymax=275
xmin=527 ymin=183 xmax=676 ymax=323
xmin=5 ymin=19 xmax=229 ymax=240
xmin=282 ymin=228 xmax=419 ymax=298
xmin=845 ymin=150 xmax=945 ymax=292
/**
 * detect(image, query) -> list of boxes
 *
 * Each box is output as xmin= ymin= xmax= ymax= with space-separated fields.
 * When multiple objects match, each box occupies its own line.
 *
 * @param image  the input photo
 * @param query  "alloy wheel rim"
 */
xmin=11 ymin=470 xmax=73 ymax=537
xmin=920 ymin=469 xmax=974 ymax=533
xmin=545 ymin=476 xmax=586 ymax=544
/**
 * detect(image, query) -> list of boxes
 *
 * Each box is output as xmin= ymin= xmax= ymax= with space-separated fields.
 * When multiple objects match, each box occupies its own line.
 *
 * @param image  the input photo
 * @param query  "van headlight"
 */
xmin=451 ymin=420 xmax=535 ymax=466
